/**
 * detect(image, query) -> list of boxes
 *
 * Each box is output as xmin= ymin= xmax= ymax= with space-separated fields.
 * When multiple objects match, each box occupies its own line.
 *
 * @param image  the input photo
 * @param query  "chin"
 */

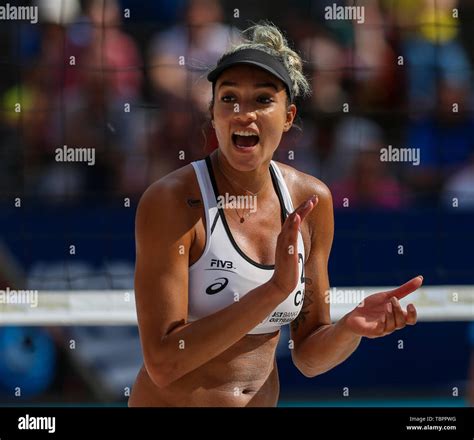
xmin=219 ymin=145 xmax=262 ymax=171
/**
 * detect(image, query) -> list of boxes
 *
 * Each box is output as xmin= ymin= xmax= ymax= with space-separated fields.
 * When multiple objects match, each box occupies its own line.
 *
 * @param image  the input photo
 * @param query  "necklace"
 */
xmin=216 ymin=155 xmax=270 ymax=223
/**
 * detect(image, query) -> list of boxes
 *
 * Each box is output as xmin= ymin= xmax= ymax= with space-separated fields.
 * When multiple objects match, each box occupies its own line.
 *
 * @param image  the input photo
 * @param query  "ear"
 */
xmin=283 ymin=104 xmax=297 ymax=132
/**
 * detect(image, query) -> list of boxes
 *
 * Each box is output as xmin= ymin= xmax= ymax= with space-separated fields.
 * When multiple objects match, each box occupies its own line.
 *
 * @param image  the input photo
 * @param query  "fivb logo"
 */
xmin=210 ymin=258 xmax=235 ymax=269
xmin=18 ymin=414 xmax=56 ymax=434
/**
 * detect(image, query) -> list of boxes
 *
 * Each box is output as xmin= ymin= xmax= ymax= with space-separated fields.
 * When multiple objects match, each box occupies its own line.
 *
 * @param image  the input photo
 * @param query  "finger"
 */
xmin=382 ymin=301 xmax=394 ymax=334
xmin=280 ymin=196 xmax=314 ymax=252
xmin=297 ymin=195 xmax=318 ymax=223
xmin=282 ymin=194 xmax=309 ymax=234
xmin=391 ymin=297 xmax=406 ymax=329
xmin=406 ymin=303 xmax=417 ymax=325
xmin=288 ymin=195 xmax=318 ymax=225
xmin=289 ymin=213 xmax=301 ymax=244
xmin=385 ymin=276 xmax=423 ymax=300
xmin=370 ymin=313 xmax=386 ymax=338
xmin=281 ymin=213 xmax=300 ymax=257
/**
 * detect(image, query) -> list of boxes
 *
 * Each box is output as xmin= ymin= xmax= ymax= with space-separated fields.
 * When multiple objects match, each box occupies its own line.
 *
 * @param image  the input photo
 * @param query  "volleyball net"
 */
xmin=0 ymin=285 xmax=471 ymax=326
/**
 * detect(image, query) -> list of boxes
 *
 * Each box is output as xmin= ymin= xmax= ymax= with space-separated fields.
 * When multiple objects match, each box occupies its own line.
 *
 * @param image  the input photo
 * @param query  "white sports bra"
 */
xmin=188 ymin=156 xmax=305 ymax=335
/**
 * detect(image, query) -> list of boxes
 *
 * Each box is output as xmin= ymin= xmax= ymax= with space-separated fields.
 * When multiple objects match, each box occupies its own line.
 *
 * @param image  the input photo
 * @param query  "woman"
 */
xmin=129 ymin=23 xmax=423 ymax=407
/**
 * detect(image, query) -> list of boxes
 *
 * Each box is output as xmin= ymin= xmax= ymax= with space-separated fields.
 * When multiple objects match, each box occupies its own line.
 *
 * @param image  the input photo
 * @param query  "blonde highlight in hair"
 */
xmin=219 ymin=21 xmax=311 ymax=101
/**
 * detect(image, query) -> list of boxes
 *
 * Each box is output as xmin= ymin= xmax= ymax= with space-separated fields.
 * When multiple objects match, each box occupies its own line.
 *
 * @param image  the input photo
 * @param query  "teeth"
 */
xmin=233 ymin=131 xmax=258 ymax=137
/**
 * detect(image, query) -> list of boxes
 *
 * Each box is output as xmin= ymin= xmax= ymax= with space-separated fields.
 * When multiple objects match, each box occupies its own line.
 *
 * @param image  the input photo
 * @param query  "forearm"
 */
xmin=293 ymin=313 xmax=361 ymax=377
xmin=148 ymin=281 xmax=285 ymax=387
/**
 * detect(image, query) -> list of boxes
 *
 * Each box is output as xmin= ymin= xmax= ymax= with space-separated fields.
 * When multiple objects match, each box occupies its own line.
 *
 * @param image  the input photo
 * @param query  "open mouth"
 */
xmin=232 ymin=131 xmax=260 ymax=149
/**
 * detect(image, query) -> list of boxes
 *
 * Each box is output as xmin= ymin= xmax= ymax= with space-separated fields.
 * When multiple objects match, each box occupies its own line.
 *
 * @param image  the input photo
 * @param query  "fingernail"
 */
xmin=417 ymin=275 xmax=424 ymax=281
xmin=391 ymin=297 xmax=398 ymax=305
xmin=387 ymin=302 xmax=393 ymax=313
xmin=311 ymin=194 xmax=317 ymax=203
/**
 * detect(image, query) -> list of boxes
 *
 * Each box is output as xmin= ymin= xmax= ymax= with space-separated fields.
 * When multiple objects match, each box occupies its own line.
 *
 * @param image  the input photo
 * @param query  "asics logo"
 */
xmin=205 ymin=277 xmax=229 ymax=295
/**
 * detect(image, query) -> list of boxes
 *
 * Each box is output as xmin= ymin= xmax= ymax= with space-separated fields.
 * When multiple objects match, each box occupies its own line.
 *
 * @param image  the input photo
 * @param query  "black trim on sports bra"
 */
xmin=269 ymin=162 xmax=289 ymax=223
xmin=210 ymin=211 xmax=220 ymax=235
xmin=205 ymin=154 xmax=287 ymax=270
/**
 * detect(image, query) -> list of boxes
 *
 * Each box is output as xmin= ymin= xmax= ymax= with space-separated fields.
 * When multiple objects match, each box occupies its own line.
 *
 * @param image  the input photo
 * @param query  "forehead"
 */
xmin=215 ymin=64 xmax=285 ymax=91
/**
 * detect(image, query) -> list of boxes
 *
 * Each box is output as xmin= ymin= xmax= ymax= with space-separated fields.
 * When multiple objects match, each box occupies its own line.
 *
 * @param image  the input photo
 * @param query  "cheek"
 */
xmin=260 ymin=108 xmax=286 ymax=137
xmin=214 ymin=104 xmax=236 ymax=119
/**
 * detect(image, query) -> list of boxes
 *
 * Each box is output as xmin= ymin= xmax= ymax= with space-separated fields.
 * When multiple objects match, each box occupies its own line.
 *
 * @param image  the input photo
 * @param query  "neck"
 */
xmin=212 ymin=149 xmax=273 ymax=197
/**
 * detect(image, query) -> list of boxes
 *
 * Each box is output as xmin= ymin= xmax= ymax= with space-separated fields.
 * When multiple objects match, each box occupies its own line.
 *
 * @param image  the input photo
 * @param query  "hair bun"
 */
xmin=215 ymin=21 xmax=311 ymax=100
xmin=247 ymin=22 xmax=287 ymax=52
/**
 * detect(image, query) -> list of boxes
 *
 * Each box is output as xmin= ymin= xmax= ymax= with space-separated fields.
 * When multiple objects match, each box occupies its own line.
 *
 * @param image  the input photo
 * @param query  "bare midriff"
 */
xmin=128 ymin=330 xmax=281 ymax=407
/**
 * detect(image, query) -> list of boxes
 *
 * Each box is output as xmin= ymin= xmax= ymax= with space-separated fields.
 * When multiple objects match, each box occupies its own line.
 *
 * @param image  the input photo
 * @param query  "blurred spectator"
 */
xmin=33 ymin=0 xmax=84 ymax=94
xmin=0 ymin=63 xmax=57 ymax=193
xmin=351 ymin=1 xmax=402 ymax=110
xmin=147 ymin=0 xmax=239 ymax=111
xmin=442 ymin=156 xmax=474 ymax=209
xmin=317 ymin=116 xmax=384 ymax=186
xmin=137 ymin=96 xmax=208 ymax=184
xmin=83 ymin=0 xmax=143 ymax=100
xmin=30 ymin=0 xmax=144 ymax=200
xmin=331 ymin=144 xmax=407 ymax=210
xmin=301 ymin=32 xmax=348 ymax=113
xmin=402 ymin=0 xmax=471 ymax=112
xmin=404 ymin=81 xmax=474 ymax=204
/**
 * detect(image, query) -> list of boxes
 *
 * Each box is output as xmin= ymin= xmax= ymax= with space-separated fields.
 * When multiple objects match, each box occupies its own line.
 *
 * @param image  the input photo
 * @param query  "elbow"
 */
xmin=147 ymin=364 xmax=174 ymax=389
xmin=144 ymin=352 xmax=180 ymax=389
xmin=292 ymin=351 xmax=326 ymax=378
xmin=294 ymin=360 xmax=323 ymax=378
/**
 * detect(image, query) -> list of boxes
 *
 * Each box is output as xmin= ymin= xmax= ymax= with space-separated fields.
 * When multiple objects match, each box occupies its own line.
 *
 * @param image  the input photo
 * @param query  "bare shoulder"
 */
xmin=273 ymin=160 xmax=334 ymax=260
xmin=138 ymin=164 xmax=199 ymax=208
xmin=272 ymin=160 xmax=332 ymax=209
xmin=135 ymin=163 xmax=203 ymax=239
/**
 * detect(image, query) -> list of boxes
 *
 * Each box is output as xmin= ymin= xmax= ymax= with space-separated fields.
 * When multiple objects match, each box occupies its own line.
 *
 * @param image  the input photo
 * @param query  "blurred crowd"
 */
xmin=1 ymin=0 xmax=473 ymax=209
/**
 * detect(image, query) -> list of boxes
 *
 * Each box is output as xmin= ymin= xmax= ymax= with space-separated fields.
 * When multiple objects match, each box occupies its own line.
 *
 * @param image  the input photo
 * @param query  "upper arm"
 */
xmin=134 ymin=176 xmax=195 ymax=371
xmin=290 ymin=177 xmax=334 ymax=347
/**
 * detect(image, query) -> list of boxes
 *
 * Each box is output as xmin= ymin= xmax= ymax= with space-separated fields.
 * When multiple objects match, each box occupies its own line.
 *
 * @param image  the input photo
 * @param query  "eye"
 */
xmin=221 ymin=95 xmax=235 ymax=103
xmin=257 ymin=96 xmax=274 ymax=104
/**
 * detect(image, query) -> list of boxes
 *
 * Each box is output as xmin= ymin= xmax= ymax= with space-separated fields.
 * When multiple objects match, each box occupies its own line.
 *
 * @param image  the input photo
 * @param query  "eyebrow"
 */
xmin=218 ymin=81 xmax=279 ymax=91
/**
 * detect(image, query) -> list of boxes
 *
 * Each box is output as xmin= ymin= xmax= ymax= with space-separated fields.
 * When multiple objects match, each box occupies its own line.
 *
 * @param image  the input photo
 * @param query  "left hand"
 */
xmin=343 ymin=276 xmax=423 ymax=338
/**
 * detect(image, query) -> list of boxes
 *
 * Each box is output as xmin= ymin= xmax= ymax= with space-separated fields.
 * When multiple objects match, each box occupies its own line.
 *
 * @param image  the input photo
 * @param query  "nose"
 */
xmin=233 ymin=103 xmax=257 ymax=124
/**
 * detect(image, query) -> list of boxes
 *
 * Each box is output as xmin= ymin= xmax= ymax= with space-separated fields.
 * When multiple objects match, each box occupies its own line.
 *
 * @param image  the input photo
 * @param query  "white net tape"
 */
xmin=0 ymin=285 xmax=472 ymax=325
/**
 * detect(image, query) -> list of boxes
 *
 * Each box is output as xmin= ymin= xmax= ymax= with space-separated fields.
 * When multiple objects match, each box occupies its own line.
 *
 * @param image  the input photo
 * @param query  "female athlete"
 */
xmin=129 ymin=23 xmax=423 ymax=407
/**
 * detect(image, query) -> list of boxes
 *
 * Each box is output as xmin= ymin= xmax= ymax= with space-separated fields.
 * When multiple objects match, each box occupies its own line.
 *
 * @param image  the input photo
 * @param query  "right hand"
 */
xmin=270 ymin=195 xmax=318 ymax=297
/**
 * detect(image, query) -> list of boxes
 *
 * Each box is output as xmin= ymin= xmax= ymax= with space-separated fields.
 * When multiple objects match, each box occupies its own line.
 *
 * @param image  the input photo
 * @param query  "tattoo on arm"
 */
xmin=291 ymin=276 xmax=314 ymax=332
xmin=187 ymin=198 xmax=202 ymax=208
